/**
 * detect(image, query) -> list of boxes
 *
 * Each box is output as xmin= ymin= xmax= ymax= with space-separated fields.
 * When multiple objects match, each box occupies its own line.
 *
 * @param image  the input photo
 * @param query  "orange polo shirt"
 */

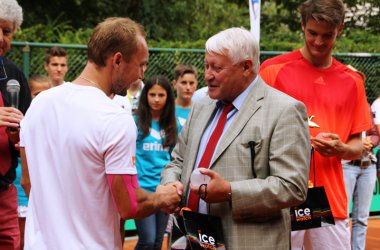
xmin=260 ymin=50 xmax=372 ymax=219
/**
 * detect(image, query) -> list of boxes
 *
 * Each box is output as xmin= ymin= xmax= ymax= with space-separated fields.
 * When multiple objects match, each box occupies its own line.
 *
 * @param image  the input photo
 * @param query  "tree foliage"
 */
xmin=15 ymin=0 xmax=379 ymax=52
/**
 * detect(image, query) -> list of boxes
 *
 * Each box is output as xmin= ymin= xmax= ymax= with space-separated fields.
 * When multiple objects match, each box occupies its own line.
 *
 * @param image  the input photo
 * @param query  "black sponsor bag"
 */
xmin=290 ymin=186 xmax=335 ymax=231
xmin=170 ymin=209 xmax=226 ymax=250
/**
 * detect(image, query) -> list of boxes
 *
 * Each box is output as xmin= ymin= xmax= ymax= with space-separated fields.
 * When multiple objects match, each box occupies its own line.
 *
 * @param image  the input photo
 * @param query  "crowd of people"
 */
xmin=0 ymin=0 xmax=379 ymax=249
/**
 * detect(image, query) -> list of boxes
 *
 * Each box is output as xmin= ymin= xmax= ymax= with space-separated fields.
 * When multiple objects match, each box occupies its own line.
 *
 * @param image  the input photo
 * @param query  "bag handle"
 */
xmin=311 ymin=147 xmax=316 ymax=186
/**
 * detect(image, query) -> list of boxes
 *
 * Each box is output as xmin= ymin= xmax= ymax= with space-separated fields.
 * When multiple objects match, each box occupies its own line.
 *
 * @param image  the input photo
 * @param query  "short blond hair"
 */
xmin=87 ymin=17 xmax=146 ymax=67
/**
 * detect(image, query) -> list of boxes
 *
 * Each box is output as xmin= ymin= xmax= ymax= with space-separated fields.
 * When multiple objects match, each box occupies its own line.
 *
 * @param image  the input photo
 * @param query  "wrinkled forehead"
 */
xmin=205 ymin=52 xmax=231 ymax=64
xmin=0 ymin=19 xmax=15 ymax=32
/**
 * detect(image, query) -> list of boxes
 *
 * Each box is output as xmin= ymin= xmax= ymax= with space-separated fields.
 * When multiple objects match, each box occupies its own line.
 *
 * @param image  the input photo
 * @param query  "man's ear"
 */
xmin=172 ymin=79 xmax=177 ymax=88
xmin=243 ymin=63 xmax=249 ymax=71
xmin=301 ymin=20 xmax=305 ymax=32
xmin=113 ymin=52 xmax=123 ymax=67
xmin=243 ymin=59 xmax=253 ymax=72
xmin=337 ymin=23 xmax=344 ymax=36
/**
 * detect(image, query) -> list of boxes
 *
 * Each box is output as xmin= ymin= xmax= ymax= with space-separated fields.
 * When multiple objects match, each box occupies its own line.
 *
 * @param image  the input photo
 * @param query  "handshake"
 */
xmin=155 ymin=181 xmax=183 ymax=214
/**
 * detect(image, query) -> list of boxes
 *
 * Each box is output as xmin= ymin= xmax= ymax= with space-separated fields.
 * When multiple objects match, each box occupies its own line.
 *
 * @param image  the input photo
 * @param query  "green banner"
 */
xmin=370 ymin=180 xmax=380 ymax=213
xmin=125 ymin=219 xmax=136 ymax=231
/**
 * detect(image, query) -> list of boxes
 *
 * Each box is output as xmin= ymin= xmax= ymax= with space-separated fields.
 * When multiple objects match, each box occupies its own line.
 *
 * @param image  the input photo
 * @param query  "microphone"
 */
xmin=6 ymin=79 xmax=20 ymax=108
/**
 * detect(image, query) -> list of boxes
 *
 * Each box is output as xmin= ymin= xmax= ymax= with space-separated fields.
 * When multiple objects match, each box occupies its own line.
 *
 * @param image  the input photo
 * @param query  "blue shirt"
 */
xmin=134 ymin=118 xmax=182 ymax=192
xmin=15 ymin=158 xmax=28 ymax=206
xmin=175 ymin=105 xmax=191 ymax=129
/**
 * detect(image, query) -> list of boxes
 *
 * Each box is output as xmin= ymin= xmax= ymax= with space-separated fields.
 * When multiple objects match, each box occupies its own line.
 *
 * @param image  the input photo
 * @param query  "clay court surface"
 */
xmin=123 ymin=217 xmax=380 ymax=249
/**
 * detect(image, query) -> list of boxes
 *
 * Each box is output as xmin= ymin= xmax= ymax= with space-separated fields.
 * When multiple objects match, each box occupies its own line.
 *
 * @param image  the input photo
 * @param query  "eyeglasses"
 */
xmin=0 ymin=57 xmax=7 ymax=81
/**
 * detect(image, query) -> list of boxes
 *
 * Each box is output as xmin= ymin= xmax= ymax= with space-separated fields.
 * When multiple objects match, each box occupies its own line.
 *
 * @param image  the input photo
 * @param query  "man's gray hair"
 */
xmin=0 ymin=0 xmax=23 ymax=32
xmin=205 ymin=27 xmax=260 ymax=73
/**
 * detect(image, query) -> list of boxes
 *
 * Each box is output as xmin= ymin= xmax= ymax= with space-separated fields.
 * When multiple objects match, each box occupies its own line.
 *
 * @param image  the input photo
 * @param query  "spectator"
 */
xmin=191 ymin=86 xmax=208 ymax=103
xmin=44 ymin=46 xmax=68 ymax=86
xmin=28 ymin=74 xmax=51 ymax=99
xmin=134 ymin=75 xmax=180 ymax=249
xmin=127 ymin=79 xmax=144 ymax=114
xmin=13 ymin=74 xmax=51 ymax=250
xmin=372 ymin=97 xmax=380 ymax=183
xmin=0 ymin=0 xmax=31 ymax=249
xmin=172 ymin=63 xmax=198 ymax=127
xmin=343 ymin=112 xmax=378 ymax=250
xmin=260 ymin=0 xmax=372 ymax=249
xmin=343 ymin=66 xmax=378 ymax=250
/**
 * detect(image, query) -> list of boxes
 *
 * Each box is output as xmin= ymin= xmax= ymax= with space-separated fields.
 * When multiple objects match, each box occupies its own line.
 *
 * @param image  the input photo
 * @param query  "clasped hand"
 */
xmin=156 ymin=182 xmax=183 ymax=214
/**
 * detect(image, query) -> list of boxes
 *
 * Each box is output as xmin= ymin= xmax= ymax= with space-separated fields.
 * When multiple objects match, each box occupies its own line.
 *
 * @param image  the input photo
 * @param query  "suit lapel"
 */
xmin=210 ymin=78 xmax=266 ymax=167
xmin=185 ymin=99 xmax=218 ymax=178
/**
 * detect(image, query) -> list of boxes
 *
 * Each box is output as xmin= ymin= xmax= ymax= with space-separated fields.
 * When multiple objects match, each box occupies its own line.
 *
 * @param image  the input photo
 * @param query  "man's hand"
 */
xmin=189 ymin=168 xmax=231 ymax=203
xmin=362 ymin=136 xmax=373 ymax=152
xmin=6 ymin=127 xmax=20 ymax=149
xmin=0 ymin=107 xmax=23 ymax=128
xmin=311 ymin=133 xmax=347 ymax=157
xmin=167 ymin=181 xmax=183 ymax=196
xmin=1 ymin=107 xmax=23 ymax=149
xmin=311 ymin=132 xmax=362 ymax=160
xmin=156 ymin=184 xmax=181 ymax=214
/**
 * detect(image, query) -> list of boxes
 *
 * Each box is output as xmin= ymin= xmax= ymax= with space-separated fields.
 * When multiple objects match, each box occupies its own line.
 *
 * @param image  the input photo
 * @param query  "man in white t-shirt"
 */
xmin=191 ymin=86 xmax=208 ymax=103
xmin=19 ymin=17 xmax=181 ymax=250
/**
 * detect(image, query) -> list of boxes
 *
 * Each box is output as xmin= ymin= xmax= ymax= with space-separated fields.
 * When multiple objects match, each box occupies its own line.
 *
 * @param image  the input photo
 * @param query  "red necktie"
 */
xmin=187 ymin=103 xmax=234 ymax=212
xmin=0 ymin=94 xmax=12 ymax=175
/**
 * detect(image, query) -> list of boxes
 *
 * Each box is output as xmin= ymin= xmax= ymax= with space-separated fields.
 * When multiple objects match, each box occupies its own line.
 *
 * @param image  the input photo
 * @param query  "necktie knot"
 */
xmin=222 ymin=103 xmax=234 ymax=115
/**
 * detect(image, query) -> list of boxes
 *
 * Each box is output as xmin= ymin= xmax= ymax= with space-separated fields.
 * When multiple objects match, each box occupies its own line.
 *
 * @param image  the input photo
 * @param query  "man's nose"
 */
xmin=205 ymin=69 xmax=213 ymax=81
xmin=139 ymin=66 xmax=146 ymax=80
xmin=315 ymin=36 xmax=324 ymax=46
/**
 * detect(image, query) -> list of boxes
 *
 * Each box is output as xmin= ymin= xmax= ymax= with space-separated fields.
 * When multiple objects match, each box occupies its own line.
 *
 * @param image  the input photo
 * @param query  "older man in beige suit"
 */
xmin=161 ymin=27 xmax=310 ymax=249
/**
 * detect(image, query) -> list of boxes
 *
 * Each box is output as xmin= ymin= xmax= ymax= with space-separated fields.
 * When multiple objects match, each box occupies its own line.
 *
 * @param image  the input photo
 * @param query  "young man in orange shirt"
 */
xmin=260 ymin=0 xmax=372 ymax=249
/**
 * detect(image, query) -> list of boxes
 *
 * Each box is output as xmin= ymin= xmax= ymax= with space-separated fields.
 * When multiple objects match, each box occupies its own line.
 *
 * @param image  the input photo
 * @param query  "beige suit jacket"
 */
xmin=161 ymin=77 xmax=310 ymax=249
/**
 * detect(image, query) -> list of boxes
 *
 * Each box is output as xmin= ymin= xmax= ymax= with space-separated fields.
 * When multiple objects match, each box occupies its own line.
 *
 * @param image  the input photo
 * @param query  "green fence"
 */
xmin=6 ymin=42 xmax=380 ymax=229
xmin=7 ymin=42 xmax=380 ymax=103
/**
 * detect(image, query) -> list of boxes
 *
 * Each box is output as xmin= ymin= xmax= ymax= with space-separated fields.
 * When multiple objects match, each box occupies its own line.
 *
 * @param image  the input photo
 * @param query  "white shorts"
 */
xmin=291 ymin=219 xmax=350 ymax=250
xmin=18 ymin=205 xmax=28 ymax=218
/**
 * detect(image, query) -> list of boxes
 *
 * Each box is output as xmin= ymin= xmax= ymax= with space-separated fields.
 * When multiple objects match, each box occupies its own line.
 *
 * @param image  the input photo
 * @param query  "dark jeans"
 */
xmin=135 ymin=211 xmax=169 ymax=250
